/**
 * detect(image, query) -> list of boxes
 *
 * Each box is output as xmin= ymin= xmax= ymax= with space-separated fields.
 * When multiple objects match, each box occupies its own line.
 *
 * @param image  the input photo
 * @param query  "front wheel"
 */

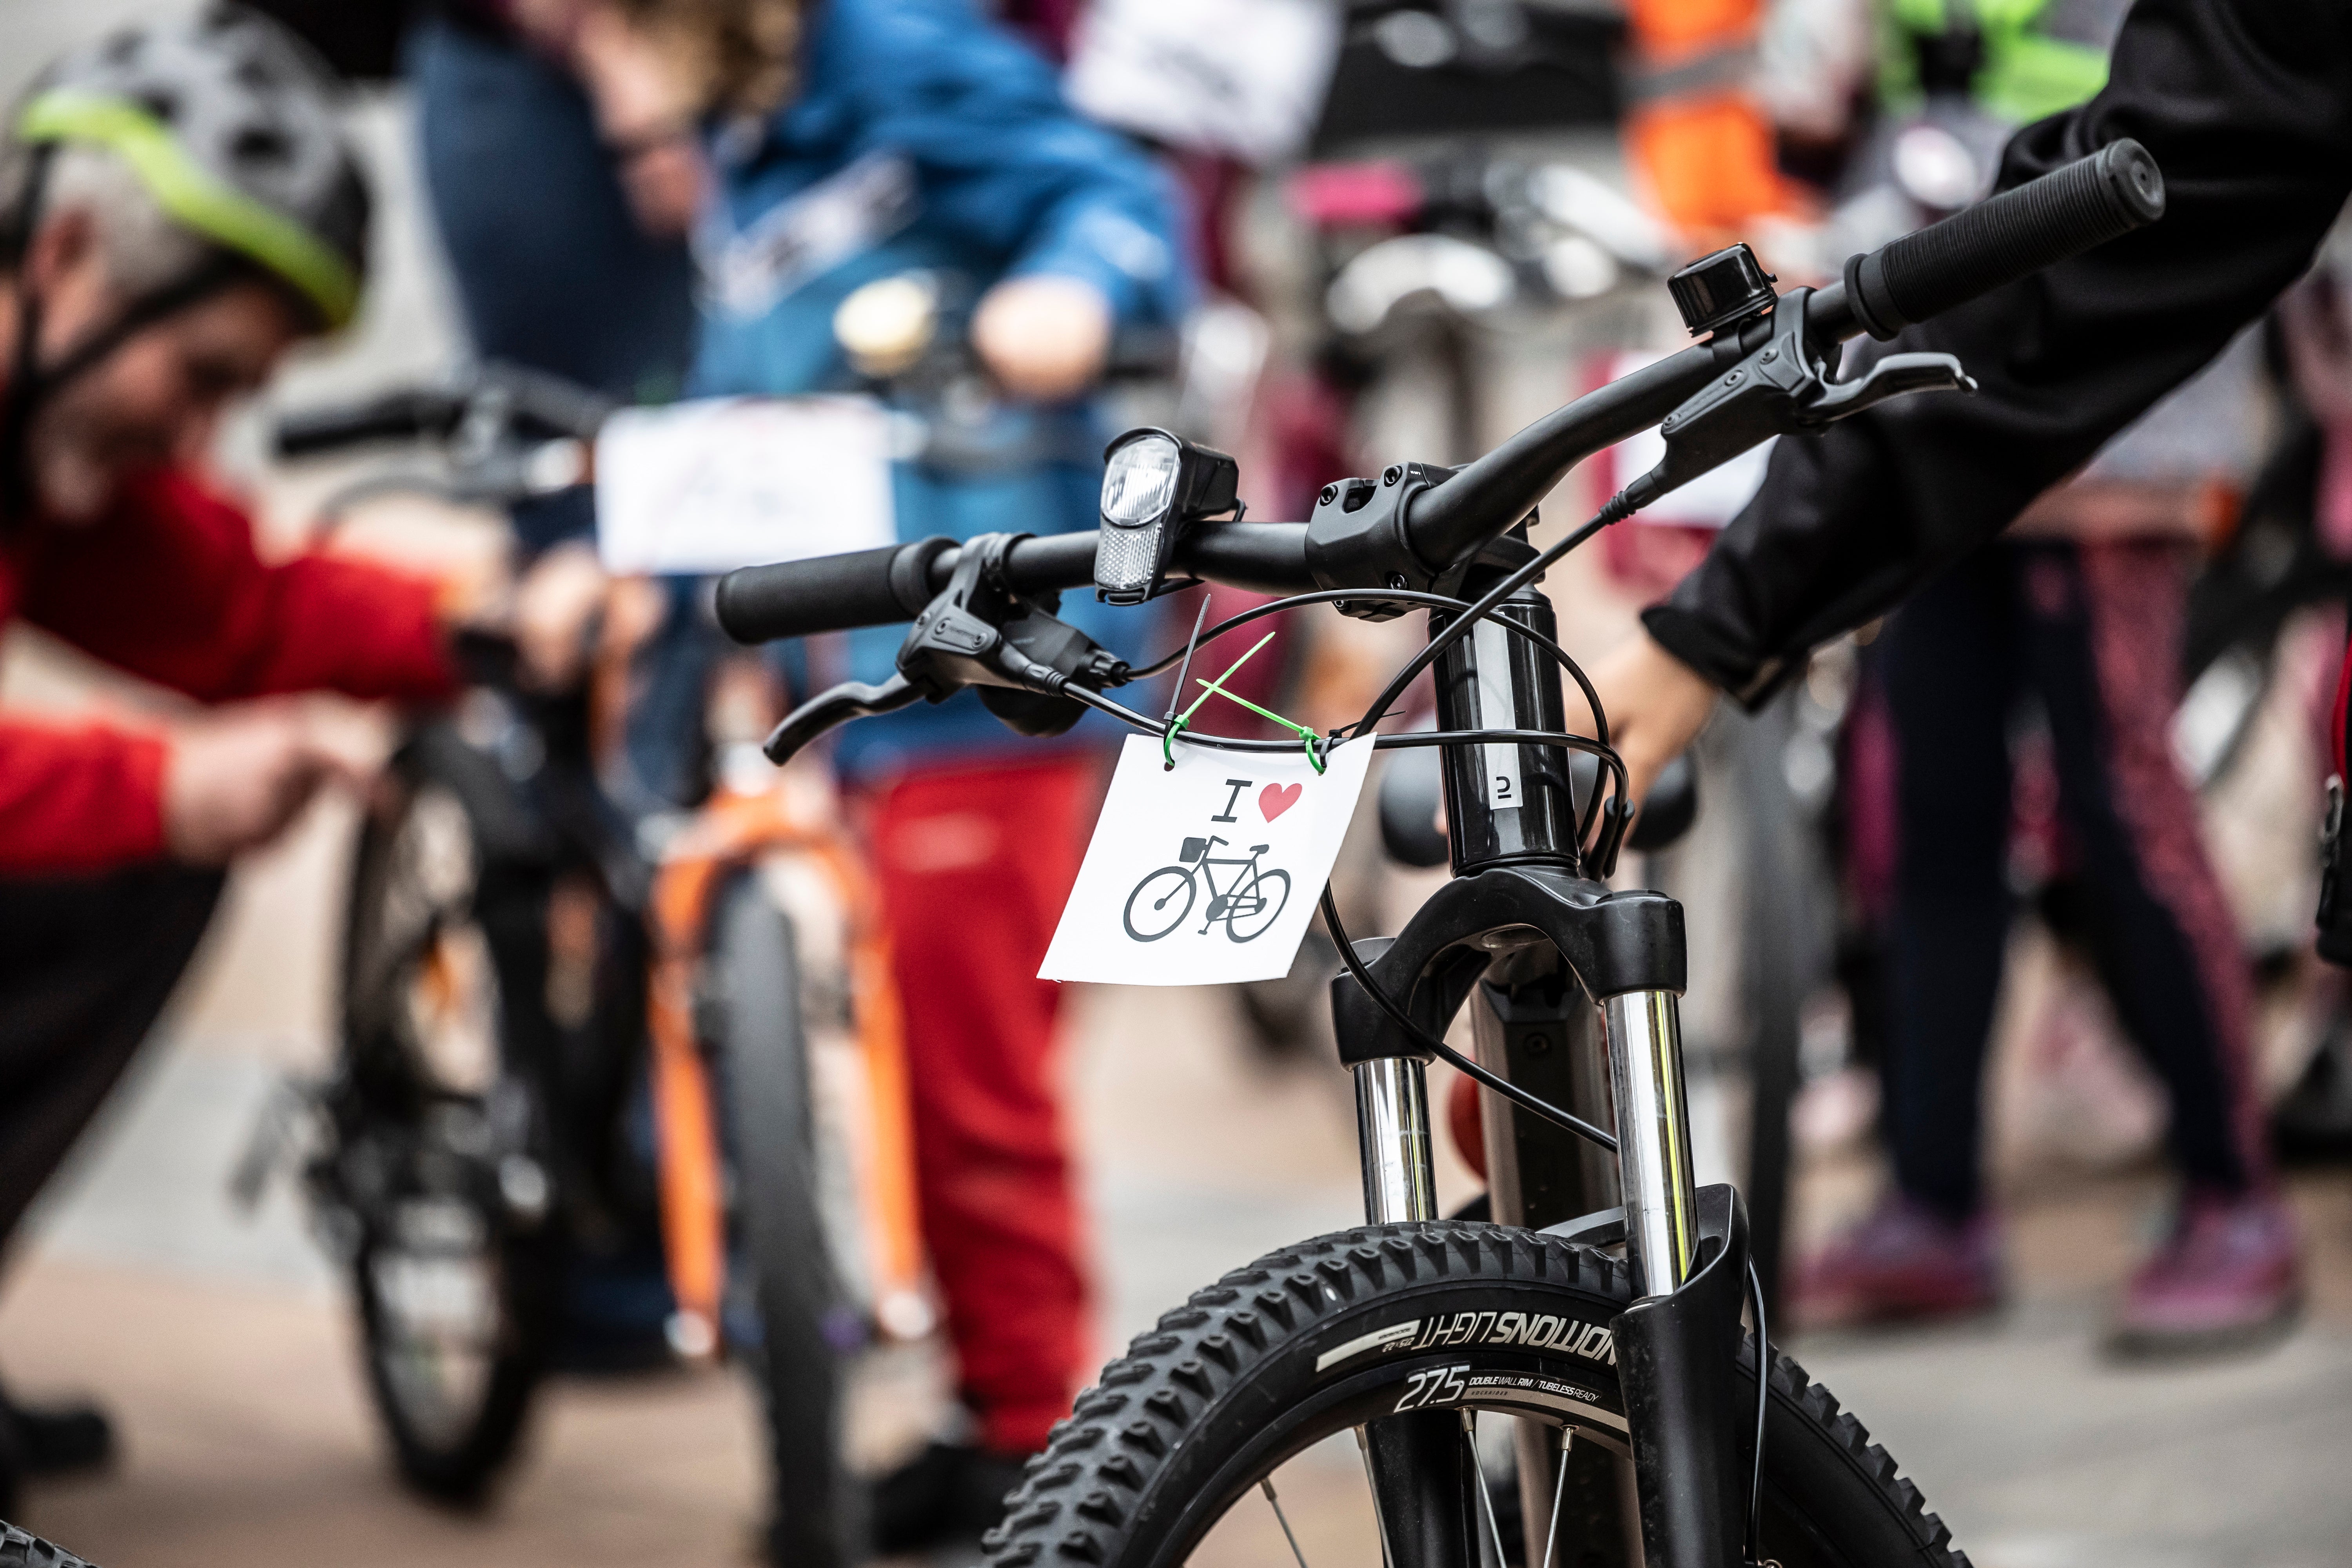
xmin=709 ymin=871 xmax=865 ymax=1567
xmin=985 ymin=1223 xmax=1965 ymax=1568
xmin=338 ymin=771 xmax=559 ymax=1504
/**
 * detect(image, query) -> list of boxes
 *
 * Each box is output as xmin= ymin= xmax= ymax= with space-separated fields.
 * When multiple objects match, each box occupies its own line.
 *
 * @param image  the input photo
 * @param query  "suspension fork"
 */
xmin=1341 ymin=566 xmax=1744 ymax=1568
xmin=1470 ymin=949 xmax=1638 ymax=1568
xmin=1604 ymin=988 xmax=1699 ymax=1294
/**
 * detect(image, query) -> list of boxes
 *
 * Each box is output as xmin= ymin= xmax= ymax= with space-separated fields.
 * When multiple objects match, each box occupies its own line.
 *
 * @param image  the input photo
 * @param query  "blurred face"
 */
xmin=9 ymin=207 xmax=305 ymax=521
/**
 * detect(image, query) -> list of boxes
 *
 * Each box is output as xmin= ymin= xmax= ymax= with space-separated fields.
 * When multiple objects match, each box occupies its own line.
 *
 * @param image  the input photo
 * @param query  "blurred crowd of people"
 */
xmin=0 ymin=0 xmax=2345 ymax=1560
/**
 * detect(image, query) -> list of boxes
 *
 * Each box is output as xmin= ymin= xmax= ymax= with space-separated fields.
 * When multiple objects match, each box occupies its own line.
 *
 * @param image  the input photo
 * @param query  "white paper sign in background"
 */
xmin=1041 ymin=734 xmax=1373 ymax=987
xmin=595 ymin=396 xmax=897 ymax=575
xmin=1064 ymin=0 xmax=1342 ymax=166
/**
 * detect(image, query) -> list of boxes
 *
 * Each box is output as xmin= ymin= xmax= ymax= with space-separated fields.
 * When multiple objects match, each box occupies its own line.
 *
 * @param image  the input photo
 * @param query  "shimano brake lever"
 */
xmin=1630 ymin=287 xmax=1975 ymax=508
xmin=763 ymin=675 xmax=924 ymax=765
xmin=1799 ymin=351 xmax=1976 ymax=423
xmin=760 ymin=535 xmax=1130 ymax=767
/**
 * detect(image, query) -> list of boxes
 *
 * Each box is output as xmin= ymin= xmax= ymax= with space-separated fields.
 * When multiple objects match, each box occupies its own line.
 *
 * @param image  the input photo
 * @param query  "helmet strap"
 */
xmin=1 ymin=144 xmax=58 ymax=527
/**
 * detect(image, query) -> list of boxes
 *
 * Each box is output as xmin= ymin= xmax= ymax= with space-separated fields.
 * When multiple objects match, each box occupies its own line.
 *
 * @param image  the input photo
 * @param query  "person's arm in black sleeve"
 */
xmin=1642 ymin=0 xmax=2352 ymax=705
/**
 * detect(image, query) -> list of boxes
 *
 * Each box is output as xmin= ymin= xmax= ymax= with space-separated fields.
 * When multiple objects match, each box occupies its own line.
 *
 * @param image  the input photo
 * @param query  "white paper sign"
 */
xmin=595 ymin=396 xmax=897 ymax=575
xmin=1041 ymin=733 xmax=1373 ymax=987
xmin=1064 ymin=0 xmax=1341 ymax=166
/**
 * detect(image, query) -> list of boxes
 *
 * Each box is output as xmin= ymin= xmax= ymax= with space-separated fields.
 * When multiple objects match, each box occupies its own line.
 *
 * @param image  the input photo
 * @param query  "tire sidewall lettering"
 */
xmin=1318 ymin=1290 xmax=1618 ymax=1378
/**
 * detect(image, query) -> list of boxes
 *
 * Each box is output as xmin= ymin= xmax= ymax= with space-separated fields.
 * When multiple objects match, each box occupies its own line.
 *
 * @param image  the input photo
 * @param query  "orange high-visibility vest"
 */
xmin=1625 ymin=0 xmax=1791 ymax=235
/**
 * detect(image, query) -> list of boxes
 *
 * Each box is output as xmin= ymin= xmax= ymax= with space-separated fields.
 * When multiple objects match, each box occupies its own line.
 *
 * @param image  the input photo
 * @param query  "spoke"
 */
xmin=1461 ymin=1411 xmax=1510 ymax=1568
xmin=1356 ymin=1427 xmax=1394 ymax=1568
xmin=1260 ymin=1477 xmax=1313 ymax=1568
xmin=1537 ymin=1432 xmax=1571 ymax=1568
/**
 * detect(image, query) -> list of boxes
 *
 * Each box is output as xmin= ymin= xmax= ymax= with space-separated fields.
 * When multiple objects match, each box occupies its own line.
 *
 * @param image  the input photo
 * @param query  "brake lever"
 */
xmin=760 ymin=534 xmax=1131 ymax=767
xmin=1799 ymin=351 xmax=1976 ymax=424
xmin=1630 ymin=287 xmax=1975 ymax=508
xmin=763 ymin=675 xmax=923 ymax=765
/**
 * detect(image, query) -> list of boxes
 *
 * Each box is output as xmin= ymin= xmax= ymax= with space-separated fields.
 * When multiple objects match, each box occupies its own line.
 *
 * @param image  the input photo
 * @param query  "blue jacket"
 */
xmin=688 ymin=0 xmax=1188 ymax=780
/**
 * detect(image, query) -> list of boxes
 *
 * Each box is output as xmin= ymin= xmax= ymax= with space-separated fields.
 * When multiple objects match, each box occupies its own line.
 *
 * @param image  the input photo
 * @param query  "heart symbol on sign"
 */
xmin=1259 ymin=782 xmax=1302 ymax=822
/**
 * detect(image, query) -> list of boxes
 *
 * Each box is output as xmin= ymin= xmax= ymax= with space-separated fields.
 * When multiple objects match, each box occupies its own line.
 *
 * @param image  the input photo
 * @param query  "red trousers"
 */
xmin=862 ymin=753 xmax=1096 ymax=1454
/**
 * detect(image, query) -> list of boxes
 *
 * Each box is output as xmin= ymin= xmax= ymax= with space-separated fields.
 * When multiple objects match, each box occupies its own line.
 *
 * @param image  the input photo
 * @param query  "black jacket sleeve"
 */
xmin=1643 ymin=0 xmax=2352 ymax=704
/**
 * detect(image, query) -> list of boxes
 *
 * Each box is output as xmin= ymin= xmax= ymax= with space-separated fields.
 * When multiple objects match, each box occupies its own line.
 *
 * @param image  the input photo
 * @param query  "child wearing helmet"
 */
xmin=532 ymin=0 xmax=1186 ymax=1551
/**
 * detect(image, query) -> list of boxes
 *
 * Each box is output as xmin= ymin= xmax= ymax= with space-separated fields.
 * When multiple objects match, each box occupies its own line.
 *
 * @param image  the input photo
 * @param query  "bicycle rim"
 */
xmin=339 ymin=769 xmax=554 ymax=1501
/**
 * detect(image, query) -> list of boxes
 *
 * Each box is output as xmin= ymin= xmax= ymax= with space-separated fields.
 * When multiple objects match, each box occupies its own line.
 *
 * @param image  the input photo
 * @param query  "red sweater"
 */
xmin=1 ymin=468 xmax=457 ymax=874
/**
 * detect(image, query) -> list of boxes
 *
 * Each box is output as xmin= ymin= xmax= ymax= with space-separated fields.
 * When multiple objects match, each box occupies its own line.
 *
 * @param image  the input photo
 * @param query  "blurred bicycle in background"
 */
xmin=240 ymin=358 xmax=926 ymax=1563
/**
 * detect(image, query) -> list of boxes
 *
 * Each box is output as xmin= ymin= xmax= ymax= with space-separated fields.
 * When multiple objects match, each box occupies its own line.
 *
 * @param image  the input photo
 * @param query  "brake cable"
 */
xmin=1746 ymin=1258 xmax=1772 ymax=1566
xmin=1352 ymin=492 xmax=1638 ymax=744
xmin=1111 ymin=584 xmax=1626 ymax=858
xmin=1317 ymin=884 xmax=1617 ymax=1154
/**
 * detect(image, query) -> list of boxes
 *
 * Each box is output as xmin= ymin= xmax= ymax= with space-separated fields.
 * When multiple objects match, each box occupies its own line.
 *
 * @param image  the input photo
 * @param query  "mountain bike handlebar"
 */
xmin=715 ymin=139 xmax=2163 ymax=646
xmin=272 ymin=363 xmax=615 ymax=458
xmin=713 ymin=524 xmax=1313 ymax=643
xmin=1828 ymin=136 xmax=2163 ymax=341
xmin=274 ymin=387 xmax=471 ymax=457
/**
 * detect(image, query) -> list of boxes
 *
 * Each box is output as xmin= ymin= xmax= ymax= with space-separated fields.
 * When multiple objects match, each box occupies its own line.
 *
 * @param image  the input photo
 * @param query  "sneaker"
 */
xmin=0 ymin=1386 xmax=115 ymax=1515
xmin=5 ymin=1399 xmax=112 ymax=1476
xmin=872 ymin=1439 xmax=1034 ymax=1556
xmin=2108 ymin=1188 xmax=2302 ymax=1359
xmin=1793 ymin=1194 xmax=2000 ymax=1328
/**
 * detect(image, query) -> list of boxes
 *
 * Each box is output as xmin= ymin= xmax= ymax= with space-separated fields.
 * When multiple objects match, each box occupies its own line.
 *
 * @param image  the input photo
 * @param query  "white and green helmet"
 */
xmin=10 ymin=4 xmax=370 ymax=330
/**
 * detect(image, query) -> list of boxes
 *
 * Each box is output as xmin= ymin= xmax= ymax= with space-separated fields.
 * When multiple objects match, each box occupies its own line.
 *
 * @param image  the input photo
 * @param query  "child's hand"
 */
xmin=973 ymin=276 xmax=1112 ymax=401
xmin=1587 ymin=631 xmax=1719 ymax=808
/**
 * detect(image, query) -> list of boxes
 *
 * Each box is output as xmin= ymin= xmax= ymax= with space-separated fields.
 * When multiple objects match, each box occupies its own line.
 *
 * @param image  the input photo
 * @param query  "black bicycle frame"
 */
xmin=1338 ymin=554 xmax=1748 ymax=1568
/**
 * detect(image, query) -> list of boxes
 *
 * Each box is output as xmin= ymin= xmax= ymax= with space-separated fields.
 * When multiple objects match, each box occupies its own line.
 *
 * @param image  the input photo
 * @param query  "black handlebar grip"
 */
xmin=272 ymin=390 xmax=461 ymax=457
xmin=1844 ymin=138 xmax=2165 ymax=339
xmin=715 ymin=537 xmax=957 ymax=643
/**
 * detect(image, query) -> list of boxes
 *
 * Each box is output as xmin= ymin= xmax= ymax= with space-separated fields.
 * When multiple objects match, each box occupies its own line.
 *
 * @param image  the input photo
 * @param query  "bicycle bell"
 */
xmin=1666 ymin=242 xmax=1777 ymax=338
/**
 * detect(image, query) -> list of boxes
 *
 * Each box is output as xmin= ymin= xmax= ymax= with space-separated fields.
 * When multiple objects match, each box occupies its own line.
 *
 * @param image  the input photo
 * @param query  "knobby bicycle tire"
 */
xmin=985 ymin=1224 xmax=1967 ymax=1568
xmin=341 ymin=768 xmax=558 ymax=1505
xmin=711 ymin=873 xmax=866 ymax=1568
xmin=0 ymin=1524 xmax=95 ymax=1568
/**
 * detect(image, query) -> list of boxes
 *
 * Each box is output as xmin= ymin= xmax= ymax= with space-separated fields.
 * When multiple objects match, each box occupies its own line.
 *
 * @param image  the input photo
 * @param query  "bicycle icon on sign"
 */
xmin=1123 ymin=836 xmax=1293 ymax=944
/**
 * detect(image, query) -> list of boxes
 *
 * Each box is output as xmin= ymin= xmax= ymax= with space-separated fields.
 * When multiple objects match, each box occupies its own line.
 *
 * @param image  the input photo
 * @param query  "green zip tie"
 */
xmin=1161 ymin=629 xmax=1329 ymax=774
xmin=1191 ymin=672 xmax=1328 ymax=774
xmin=1179 ymin=631 xmax=1278 ymax=725
xmin=1165 ymin=630 xmax=1278 ymax=766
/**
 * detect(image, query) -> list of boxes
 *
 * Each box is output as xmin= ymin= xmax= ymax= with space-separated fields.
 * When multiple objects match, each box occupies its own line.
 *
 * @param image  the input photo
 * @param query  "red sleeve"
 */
xmin=17 ymin=469 xmax=459 ymax=703
xmin=0 ymin=720 xmax=168 ymax=874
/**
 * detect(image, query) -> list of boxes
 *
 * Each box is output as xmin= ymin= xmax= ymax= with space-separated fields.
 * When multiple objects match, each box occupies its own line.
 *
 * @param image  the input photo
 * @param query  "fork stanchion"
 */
xmin=1354 ymin=1056 xmax=1440 ymax=1223
xmin=1602 ymin=988 xmax=1700 ymax=1297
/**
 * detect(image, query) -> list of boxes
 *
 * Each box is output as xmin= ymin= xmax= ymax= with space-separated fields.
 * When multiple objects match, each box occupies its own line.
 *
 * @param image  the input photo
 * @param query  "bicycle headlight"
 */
xmin=1094 ymin=428 xmax=1240 ymax=606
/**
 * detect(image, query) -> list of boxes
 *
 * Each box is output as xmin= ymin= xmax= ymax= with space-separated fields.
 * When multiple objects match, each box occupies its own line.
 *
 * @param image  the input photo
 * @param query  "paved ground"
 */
xmin=8 ymin=918 xmax=2351 ymax=1568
